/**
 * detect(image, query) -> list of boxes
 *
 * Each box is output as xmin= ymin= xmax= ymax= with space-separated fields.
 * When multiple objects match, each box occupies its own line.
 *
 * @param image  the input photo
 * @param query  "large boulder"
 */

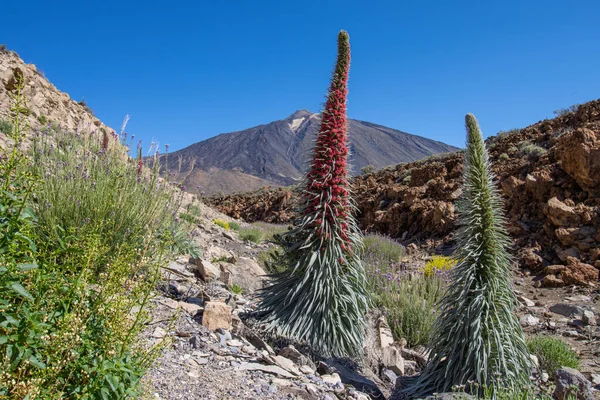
xmin=556 ymin=128 xmax=600 ymax=194
xmin=543 ymin=257 xmax=599 ymax=287
xmin=545 ymin=197 xmax=581 ymax=227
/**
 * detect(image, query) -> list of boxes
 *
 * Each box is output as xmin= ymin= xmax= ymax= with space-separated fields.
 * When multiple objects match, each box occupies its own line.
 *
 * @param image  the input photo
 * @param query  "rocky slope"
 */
xmin=161 ymin=110 xmax=458 ymax=196
xmin=207 ymin=100 xmax=600 ymax=286
xmin=0 ymin=47 xmax=116 ymax=146
xmin=145 ymin=198 xmax=600 ymax=400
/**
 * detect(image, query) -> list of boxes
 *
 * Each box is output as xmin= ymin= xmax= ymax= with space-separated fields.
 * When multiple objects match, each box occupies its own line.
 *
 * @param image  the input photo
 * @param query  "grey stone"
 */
xmin=554 ymin=367 xmax=594 ymax=400
xmin=519 ymin=314 xmax=540 ymax=327
xmin=550 ymin=303 xmax=585 ymax=318
xmin=582 ymin=310 xmax=596 ymax=326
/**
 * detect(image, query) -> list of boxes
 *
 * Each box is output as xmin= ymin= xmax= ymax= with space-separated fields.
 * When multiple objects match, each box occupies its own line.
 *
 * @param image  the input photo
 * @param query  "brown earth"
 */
xmin=207 ymin=100 xmax=600 ymax=286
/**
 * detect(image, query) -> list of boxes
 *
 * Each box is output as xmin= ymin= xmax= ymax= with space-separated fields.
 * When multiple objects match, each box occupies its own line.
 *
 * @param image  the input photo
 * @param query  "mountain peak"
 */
xmin=286 ymin=109 xmax=313 ymax=121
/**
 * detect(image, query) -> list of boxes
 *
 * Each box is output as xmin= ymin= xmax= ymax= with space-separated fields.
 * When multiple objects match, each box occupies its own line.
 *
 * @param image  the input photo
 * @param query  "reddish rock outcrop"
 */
xmin=208 ymin=100 xmax=600 ymax=285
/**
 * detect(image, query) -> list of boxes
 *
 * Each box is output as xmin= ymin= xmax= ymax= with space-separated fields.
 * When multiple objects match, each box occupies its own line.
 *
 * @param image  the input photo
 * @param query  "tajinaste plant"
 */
xmin=403 ymin=114 xmax=531 ymax=397
xmin=258 ymin=30 xmax=369 ymax=357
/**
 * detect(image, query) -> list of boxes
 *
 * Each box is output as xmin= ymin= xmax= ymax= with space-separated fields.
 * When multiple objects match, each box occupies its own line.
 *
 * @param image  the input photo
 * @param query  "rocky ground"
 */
xmin=139 ymin=199 xmax=600 ymax=400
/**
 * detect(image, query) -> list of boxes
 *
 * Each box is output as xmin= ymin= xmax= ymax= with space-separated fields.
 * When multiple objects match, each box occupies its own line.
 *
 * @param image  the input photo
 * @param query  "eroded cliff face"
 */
xmin=0 ymin=48 xmax=116 ymax=146
xmin=208 ymin=100 xmax=600 ymax=286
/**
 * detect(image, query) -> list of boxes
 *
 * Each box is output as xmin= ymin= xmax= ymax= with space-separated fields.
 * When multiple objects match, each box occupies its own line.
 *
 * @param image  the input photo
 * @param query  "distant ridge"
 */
xmin=163 ymin=110 xmax=459 ymax=195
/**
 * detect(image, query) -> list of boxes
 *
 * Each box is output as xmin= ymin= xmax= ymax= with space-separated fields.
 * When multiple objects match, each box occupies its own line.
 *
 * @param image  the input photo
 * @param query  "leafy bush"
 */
xmin=238 ymin=227 xmax=263 ymax=243
xmin=361 ymin=234 xmax=405 ymax=266
xmin=0 ymin=77 xmax=193 ymax=398
xmin=213 ymin=218 xmax=230 ymax=230
xmin=553 ymin=104 xmax=580 ymax=117
xmin=228 ymin=221 xmax=240 ymax=231
xmin=361 ymin=164 xmax=375 ymax=175
xmin=363 ymin=234 xmax=443 ymax=347
xmin=423 ymin=255 xmax=456 ymax=277
xmin=369 ymin=268 xmax=446 ymax=347
xmin=527 ymin=336 xmax=580 ymax=376
xmin=499 ymin=153 xmax=510 ymax=161
xmin=180 ymin=212 xmax=197 ymax=224
xmin=187 ymin=204 xmax=202 ymax=217
xmin=0 ymin=119 xmax=12 ymax=134
xmin=519 ymin=142 xmax=547 ymax=160
xmin=250 ymin=221 xmax=288 ymax=241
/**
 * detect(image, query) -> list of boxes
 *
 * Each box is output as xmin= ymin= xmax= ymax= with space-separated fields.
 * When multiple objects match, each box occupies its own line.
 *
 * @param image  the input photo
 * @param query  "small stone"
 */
xmin=177 ymin=301 xmax=203 ymax=316
xmin=382 ymin=368 xmax=397 ymax=384
xmin=377 ymin=317 xmax=394 ymax=348
xmin=519 ymin=314 xmax=540 ymax=327
xmin=242 ymin=345 xmax=257 ymax=355
xmin=305 ymin=383 xmax=319 ymax=396
xmin=382 ymin=346 xmax=405 ymax=376
xmin=518 ymin=295 xmax=536 ymax=307
xmin=273 ymin=355 xmax=302 ymax=376
xmin=321 ymin=373 xmax=342 ymax=386
xmin=541 ymin=372 xmax=549 ymax=383
xmin=202 ymin=301 xmax=232 ymax=331
xmin=152 ymin=327 xmax=167 ymax=338
xmin=591 ymin=374 xmax=600 ymax=385
xmin=530 ymin=354 xmax=539 ymax=368
xmin=300 ymin=365 xmax=314 ymax=374
xmin=226 ymin=339 xmax=243 ymax=347
xmin=190 ymin=258 xmax=221 ymax=281
xmin=582 ymin=310 xmax=596 ymax=326
xmin=554 ymin=367 xmax=594 ymax=400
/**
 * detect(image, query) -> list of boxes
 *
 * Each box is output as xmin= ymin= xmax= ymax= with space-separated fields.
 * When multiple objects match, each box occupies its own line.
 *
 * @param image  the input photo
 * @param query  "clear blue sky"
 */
xmin=2 ymin=0 xmax=599 ymax=151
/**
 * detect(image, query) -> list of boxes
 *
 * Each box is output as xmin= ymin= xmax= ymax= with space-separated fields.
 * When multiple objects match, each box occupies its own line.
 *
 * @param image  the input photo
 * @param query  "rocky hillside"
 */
xmin=0 ymin=47 xmax=115 ymax=146
xmin=207 ymin=100 xmax=600 ymax=287
xmin=162 ymin=110 xmax=458 ymax=196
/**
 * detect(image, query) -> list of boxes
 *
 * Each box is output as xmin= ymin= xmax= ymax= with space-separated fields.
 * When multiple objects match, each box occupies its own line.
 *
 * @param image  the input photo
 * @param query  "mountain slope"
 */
xmin=164 ymin=110 xmax=459 ymax=195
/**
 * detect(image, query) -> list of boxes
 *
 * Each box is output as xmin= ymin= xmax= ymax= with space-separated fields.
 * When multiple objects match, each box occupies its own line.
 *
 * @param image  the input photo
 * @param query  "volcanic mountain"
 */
xmin=164 ymin=110 xmax=459 ymax=195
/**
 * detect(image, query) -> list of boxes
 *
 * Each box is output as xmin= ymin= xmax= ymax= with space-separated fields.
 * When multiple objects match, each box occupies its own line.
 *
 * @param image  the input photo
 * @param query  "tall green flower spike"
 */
xmin=257 ymin=30 xmax=369 ymax=358
xmin=403 ymin=114 xmax=531 ymax=398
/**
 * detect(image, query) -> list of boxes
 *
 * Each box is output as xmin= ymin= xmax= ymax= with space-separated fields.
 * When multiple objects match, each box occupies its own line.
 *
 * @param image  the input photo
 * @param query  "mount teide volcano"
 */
xmin=164 ymin=110 xmax=459 ymax=195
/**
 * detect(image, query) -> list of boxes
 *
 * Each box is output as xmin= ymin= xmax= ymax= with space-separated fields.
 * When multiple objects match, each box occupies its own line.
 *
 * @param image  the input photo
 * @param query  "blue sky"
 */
xmin=2 ymin=0 xmax=599 ymax=151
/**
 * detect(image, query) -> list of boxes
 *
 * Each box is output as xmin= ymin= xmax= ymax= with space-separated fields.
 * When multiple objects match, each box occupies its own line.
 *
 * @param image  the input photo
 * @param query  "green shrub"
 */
xmin=230 ymin=283 xmax=243 ymax=295
xmin=228 ymin=221 xmax=240 ymax=231
xmin=180 ymin=212 xmax=197 ymax=224
xmin=499 ymin=153 xmax=510 ymax=161
xmin=553 ymin=104 xmax=580 ymax=117
xmin=37 ymin=114 xmax=47 ymax=125
xmin=362 ymin=236 xmax=443 ymax=347
xmin=527 ymin=336 xmax=580 ymax=376
xmin=238 ymin=227 xmax=263 ymax=243
xmin=0 ymin=77 xmax=194 ymax=398
xmin=187 ymin=204 xmax=202 ymax=217
xmin=519 ymin=142 xmax=547 ymax=160
xmin=361 ymin=164 xmax=375 ymax=175
xmin=0 ymin=119 xmax=12 ymax=134
xmin=250 ymin=221 xmax=288 ymax=241
xmin=361 ymin=234 xmax=405 ymax=266
xmin=372 ymin=270 xmax=446 ymax=347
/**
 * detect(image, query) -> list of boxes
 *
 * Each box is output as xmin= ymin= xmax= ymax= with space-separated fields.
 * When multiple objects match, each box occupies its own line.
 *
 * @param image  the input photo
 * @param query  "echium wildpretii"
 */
xmin=402 ymin=114 xmax=531 ymax=398
xmin=258 ymin=30 xmax=369 ymax=358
